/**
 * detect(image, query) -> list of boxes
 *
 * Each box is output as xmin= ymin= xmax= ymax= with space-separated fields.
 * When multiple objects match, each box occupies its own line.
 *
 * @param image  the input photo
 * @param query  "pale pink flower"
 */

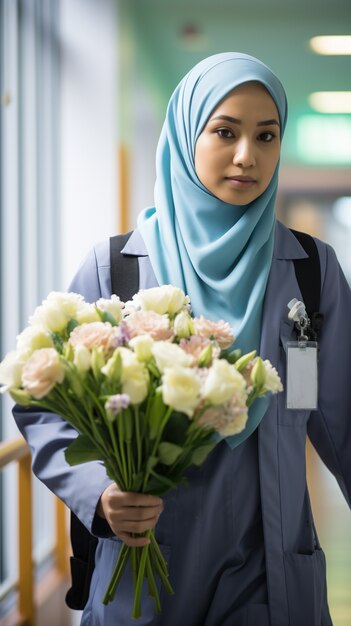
xmin=197 ymin=391 xmax=248 ymax=437
xmin=193 ymin=316 xmax=234 ymax=349
xmin=125 ymin=311 xmax=174 ymax=341
xmin=69 ymin=322 xmax=114 ymax=351
xmin=22 ymin=348 xmax=65 ymax=399
xmin=179 ymin=336 xmax=220 ymax=366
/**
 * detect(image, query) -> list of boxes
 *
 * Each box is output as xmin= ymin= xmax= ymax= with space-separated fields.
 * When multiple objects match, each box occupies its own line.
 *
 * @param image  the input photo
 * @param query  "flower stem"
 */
xmin=146 ymin=554 xmax=161 ymax=613
xmin=132 ymin=540 xmax=150 ymax=619
xmin=102 ymin=543 xmax=130 ymax=604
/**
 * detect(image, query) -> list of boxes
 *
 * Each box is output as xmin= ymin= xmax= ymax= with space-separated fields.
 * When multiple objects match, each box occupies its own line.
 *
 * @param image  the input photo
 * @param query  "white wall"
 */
xmin=59 ymin=0 xmax=118 ymax=288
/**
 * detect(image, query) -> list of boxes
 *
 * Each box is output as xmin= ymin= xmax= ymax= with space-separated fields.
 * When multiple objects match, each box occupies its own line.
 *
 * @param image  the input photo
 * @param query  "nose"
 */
xmin=233 ymin=138 xmax=256 ymax=168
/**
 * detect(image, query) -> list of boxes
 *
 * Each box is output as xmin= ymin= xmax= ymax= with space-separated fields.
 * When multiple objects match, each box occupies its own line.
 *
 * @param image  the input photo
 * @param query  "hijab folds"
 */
xmin=137 ymin=52 xmax=288 ymax=448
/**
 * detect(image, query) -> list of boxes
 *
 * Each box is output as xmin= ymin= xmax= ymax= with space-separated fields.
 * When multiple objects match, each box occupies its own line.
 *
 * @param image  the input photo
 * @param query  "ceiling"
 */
xmin=123 ymin=0 xmax=351 ymax=165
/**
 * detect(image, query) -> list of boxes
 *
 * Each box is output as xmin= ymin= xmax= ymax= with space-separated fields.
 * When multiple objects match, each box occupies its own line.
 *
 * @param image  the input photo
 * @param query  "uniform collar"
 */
xmin=120 ymin=229 xmax=148 ymax=256
xmin=121 ymin=222 xmax=309 ymax=261
xmin=273 ymin=220 xmax=309 ymax=260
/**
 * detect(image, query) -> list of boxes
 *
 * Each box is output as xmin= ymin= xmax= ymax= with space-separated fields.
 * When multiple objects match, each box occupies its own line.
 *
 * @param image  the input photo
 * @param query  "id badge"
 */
xmin=286 ymin=341 xmax=318 ymax=410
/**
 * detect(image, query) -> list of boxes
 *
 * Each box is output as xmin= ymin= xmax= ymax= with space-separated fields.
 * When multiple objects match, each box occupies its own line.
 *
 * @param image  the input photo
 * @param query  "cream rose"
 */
xmin=96 ymin=295 xmax=123 ymax=323
xmin=119 ymin=347 xmax=149 ymax=404
xmin=151 ymin=341 xmax=193 ymax=373
xmin=16 ymin=325 xmax=53 ymax=357
xmin=29 ymin=291 xmax=85 ymax=332
xmin=73 ymin=344 xmax=92 ymax=372
xmin=75 ymin=303 xmax=100 ymax=324
xmin=133 ymin=285 xmax=190 ymax=316
xmin=0 ymin=351 xmax=26 ymax=392
xmin=161 ymin=365 xmax=201 ymax=416
xmin=202 ymin=359 xmax=246 ymax=405
xmin=22 ymin=348 xmax=65 ymax=399
xmin=129 ymin=335 xmax=154 ymax=362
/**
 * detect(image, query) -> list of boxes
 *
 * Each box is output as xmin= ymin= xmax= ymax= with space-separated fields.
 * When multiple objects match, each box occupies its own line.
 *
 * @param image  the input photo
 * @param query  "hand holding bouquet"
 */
xmin=0 ymin=285 xmax=282 ymax=618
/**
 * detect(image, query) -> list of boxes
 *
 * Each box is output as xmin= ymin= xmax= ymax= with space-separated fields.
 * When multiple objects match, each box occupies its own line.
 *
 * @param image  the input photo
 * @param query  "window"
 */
xmin=0 ymin=0 xmax=60 ymax=604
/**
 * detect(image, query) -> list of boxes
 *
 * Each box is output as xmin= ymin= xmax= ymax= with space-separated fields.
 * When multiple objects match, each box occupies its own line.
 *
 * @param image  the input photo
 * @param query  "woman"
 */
xmin=13 ymin=53 xmax=351 ymax=625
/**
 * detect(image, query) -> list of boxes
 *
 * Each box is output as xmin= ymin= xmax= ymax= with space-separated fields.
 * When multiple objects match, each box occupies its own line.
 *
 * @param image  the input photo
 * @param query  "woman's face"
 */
xmin=194 ymin=82 xmax=281 ymax=205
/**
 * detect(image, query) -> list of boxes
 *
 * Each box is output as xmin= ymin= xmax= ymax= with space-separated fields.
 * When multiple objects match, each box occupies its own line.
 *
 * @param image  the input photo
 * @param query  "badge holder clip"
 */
xmin=286 ymin=298 xmax=318 ymax=410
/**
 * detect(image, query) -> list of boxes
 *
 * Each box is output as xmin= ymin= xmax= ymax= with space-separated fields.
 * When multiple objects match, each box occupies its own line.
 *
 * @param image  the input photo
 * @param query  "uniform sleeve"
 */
xmin=307 ymin=242 xmax=351 ymax=507
xmin=12 ymin=245 xmax=114 ymax=535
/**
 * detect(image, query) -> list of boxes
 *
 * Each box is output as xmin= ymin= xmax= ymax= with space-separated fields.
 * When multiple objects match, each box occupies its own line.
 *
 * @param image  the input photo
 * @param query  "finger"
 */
xmin=118 ymin=518 xmax=159 ymax=534
xmin=117 ymin=532 xmax=150 ymax=548
xmin=113 ymin=504 xmax=163 ymax=522
xmin=119 ymin=492 xmax=163 ymax=508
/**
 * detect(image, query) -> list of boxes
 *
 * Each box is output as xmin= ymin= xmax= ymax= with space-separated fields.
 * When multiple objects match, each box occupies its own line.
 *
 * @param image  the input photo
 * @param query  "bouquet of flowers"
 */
xmin=0 ymin=285 xmax=282 ymax=619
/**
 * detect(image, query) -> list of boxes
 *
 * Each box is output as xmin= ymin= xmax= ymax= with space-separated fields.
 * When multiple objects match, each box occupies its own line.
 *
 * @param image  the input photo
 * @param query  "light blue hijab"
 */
xmin=138 ymin=52 xmax=288 ymax=447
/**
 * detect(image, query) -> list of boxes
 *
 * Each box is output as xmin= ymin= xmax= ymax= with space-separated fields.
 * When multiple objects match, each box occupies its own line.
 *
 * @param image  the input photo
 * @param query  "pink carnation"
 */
xmin=179 ymin=336 xmax=220 ymax=366
xmin=69 ymin=322 xmax=114 ymax=351
xmin=193 ymin=316 xmax=234 ymax=349
xmin=125 ymin=311 xmax=174 ymax=341
xmin=196 ymin=392 xmax=248 ymax=436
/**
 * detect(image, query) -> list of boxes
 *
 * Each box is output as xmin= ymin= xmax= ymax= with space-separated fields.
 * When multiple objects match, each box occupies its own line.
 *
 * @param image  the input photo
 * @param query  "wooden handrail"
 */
xmin=0 ymin=436 xmax=69 ymax=625
xmin=0 ymin=437 xmax=29 ymax=468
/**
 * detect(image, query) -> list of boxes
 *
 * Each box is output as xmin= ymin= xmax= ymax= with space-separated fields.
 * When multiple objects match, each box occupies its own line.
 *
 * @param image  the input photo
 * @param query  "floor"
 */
xmin=306 ymin=439 xmax=351 ymax=626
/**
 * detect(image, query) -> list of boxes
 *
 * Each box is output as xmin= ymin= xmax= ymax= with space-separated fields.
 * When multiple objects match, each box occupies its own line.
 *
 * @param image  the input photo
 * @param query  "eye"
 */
xmin=258 ymin=131 xmax=276 ymax=142
xmin=216 ymin=127 xmax=235 ymax=139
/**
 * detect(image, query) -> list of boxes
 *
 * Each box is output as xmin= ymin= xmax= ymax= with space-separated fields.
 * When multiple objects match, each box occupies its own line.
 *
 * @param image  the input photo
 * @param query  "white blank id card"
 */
xmin=286 ymin=342 xmax=318 ymax=410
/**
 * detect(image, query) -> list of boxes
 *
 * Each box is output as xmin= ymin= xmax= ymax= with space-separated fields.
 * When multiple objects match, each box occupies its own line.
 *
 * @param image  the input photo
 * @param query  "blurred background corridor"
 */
xmin=0 ymin=0 xmax=350 ymax=624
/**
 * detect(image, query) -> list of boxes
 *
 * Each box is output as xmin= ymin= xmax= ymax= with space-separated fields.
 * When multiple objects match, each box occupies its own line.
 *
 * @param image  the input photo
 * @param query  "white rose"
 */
xmin=96 ymin=295 xmax=123 ymax=323
xmin=119 ymin=347 xmax=149 ymax=404
xmin=29 ymin=291 xmax=85 ymax=332
xmin=134 ymin=285 xmax=189 ymax=316
xmin=173 ymin=311 xmax=194 ymax=339
xmin=202 ymin=359 xmax=246 ymax=405
xmin=75 ymin=303 xmax=100 ymax=324
xmin=129 ymin=335 xmax=154 ymax=361
xmin=0 ymin=350 xmax=25 ymax=392
xmin=16 ymin=325 xmax=53 ymax=356
xmin=30 ymin=303 xmax=68 ymax=333
xmin=73 ymin=344 xmax=92 ymax=372
xmin=151 ymin=341 xmax=192 ymax=373
xmin=161 ymin=366 xmax=201 ymax=416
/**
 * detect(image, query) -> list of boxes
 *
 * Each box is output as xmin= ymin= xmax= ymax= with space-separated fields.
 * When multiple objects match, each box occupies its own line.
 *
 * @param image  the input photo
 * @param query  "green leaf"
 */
xmin=65 ymin=434 xmax=102 ymax=466
xmin=191 ymin=442 xmax=217 ymax=466
xmin=148 ymin=392 xmax=167 ymax=439
xmin=162 ymin=412 xmax=190 ymax=445
xmin=130 ymin=472 xmax=144 ymax=491
xmin=158 ymin=442 xmax=183 ymax=465
xmin=146 ymin=456 xmax=159 ymax=472
xmin=221 ymin=348 xmax=242 ymax=364
xmin=51 ymin=332 xmax=64 ymax=354
xmin=96 ymin=308 xmax=119 ymax=327
xmin=66 ymin=318 xmax=79 ymax=336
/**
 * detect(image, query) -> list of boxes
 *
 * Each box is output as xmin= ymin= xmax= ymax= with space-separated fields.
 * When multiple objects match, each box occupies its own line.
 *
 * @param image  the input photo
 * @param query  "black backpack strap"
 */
xmin=66 ymin=231 xmax=140 ymax=610
xmin=110 ymin=231 xmax=139 ymax=300
xmin=65 ymin=512 xmax=99 ymax=610
xmin=290 ymin=229 xmax=324 ymax=340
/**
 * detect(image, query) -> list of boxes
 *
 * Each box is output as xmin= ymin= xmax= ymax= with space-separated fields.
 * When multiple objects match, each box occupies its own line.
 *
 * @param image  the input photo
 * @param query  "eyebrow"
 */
xmin=210 ymin=114 xmax=280 ymax=127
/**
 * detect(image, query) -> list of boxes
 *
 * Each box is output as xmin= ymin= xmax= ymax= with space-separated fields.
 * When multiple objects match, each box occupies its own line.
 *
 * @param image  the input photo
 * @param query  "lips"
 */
xmin=226 ymin=175 xmax=256 ymax=182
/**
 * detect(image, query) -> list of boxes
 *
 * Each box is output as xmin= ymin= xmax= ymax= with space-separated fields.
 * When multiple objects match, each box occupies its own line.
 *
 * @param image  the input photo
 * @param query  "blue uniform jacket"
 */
xmin=13 ymin=222 xmax=351 ymax=626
